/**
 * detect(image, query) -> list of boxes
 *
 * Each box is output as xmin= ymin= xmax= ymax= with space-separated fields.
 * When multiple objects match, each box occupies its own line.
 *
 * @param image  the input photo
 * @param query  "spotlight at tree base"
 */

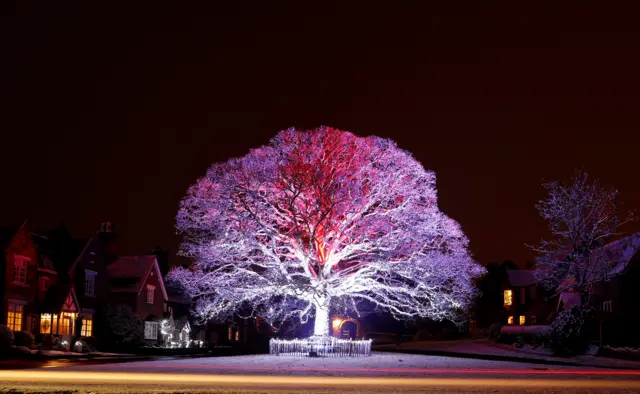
xmin=168 ymin=126 xmax=485 ymax=342
xmin=269 ymin=336 xmax=372 ymax=357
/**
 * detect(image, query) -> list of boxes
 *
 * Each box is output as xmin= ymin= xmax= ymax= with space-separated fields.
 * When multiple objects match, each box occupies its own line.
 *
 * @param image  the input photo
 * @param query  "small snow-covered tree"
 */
xmin=170 ymin=127 xmax=484 ymax=336
xmin=532 ymin=171 xmax=636 ymax=302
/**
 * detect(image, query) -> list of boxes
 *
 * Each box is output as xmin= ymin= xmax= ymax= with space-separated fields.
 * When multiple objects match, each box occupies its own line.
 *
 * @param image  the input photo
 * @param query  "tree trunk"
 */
xmin=313 ymin=297 xmax=330 ymax=337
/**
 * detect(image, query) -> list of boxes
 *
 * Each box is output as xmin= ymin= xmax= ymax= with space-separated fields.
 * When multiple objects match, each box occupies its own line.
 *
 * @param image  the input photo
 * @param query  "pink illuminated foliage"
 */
xmin=169 ymin=127 xmax=484 ymax=336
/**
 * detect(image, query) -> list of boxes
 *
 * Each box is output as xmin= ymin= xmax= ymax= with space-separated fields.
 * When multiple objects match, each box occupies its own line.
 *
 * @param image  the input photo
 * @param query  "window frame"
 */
xmin=81 ymin=312 xmax=93 ymax=337
xmin=503 ymin=290 xmax=513 ymax=306
xmin=146 ymin=285 xmax=155 ymax=304
xmin=84 ymin=269 xmax=97 ymax=297
xmin=7 ymin=302 xmax=25 ymax=331
xmin=13 ymin=255 xmax=29 ymax=285
xmin=144 ymin=321 xmax=159 ymax=340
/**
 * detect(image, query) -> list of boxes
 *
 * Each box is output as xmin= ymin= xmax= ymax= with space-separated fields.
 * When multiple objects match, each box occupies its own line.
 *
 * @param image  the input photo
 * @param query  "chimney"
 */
xmin=98 ymin=222 xmax=117 ymax=260
xmin=152 ymin=246 xmax=170 ymax=277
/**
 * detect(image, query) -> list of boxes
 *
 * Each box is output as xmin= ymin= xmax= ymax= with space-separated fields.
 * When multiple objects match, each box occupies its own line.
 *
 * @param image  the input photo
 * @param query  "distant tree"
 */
xmin=531 ymin=171 xmax=635 ymax=303
xmin=104 ymin=304 xmax=143 ymax=347
xmin=169 ymin=127 xmax=484 ymax=337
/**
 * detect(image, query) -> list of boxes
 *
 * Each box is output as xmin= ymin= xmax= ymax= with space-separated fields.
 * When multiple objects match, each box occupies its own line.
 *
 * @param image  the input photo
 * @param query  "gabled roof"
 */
xmin=66 ymin=236 xmax=95 ymax=275
xmin=108 ymin=255 xmax=168 ymax=301
xmin=506 ymin=270 xmax=538 ymax=287
xmin=598 ymin=232 xmax=640 ymax=277
xmin=558 ymin=291 xmax=581 ymax=310
xmin=38 ymin=285 xmax=80 ymax=314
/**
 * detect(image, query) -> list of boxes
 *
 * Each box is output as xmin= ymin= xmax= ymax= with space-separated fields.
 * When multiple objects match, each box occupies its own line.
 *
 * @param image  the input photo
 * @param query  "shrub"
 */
xmin=104 ymin=304 xmax=144 ymax=349
xmin=488 ymin=323 xmax=503 ymax=340
xmin=550 ymin=306 xmax=595 ymax=356
xmin=13 ymin=331 xmax=35 ymax=348
xmin=0 ymin=325 xmax=14 ymax=354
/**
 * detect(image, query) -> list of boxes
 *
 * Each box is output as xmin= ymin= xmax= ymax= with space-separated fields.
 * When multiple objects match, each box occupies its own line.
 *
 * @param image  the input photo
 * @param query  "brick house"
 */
xmin=1 ymin=222 xmax=82 ymax=345
xmin=473 ymin=261 xmax=555 ymax=329
xmin=63 ymin=223 xmax=118 ymax=339
xmin=502 ymin=269 xmax=554 ymax=326
xmin=1 ymin=222 xmax=43 ymax=333
xmin=554 ymin=233 xmax=640 ymax=346
xmin=107 ymin=255 xmax=168 ymax=344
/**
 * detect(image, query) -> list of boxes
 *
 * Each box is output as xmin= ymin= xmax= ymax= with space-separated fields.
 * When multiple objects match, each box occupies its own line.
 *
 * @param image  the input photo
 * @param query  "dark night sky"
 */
xmin=1 ymin=2 xmax=639 ymax=267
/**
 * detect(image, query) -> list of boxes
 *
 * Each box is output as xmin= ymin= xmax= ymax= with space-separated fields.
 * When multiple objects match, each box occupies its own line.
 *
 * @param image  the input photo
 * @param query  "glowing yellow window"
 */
xmin=504 ymin=290 xmax=513 ymax=306
xmin=519 ymin=316 xmax=526 ymax=325
xmin=7 ymin=303 xmax=23 ymax=332
xmin=507 ymin=316 xmax=514 ymax=325
xmin=81 ymin=313 xmax=93 ymax=337
xmin=59 ymin=312 xmax=75 ymax=335
xmin=40 ymin=314 xmax=52 ymax=334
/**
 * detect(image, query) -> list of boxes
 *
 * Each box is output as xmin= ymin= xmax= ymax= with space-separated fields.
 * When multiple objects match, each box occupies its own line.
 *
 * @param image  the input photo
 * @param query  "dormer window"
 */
xmin=13 ymin=256 xmax=29 ymax=285
xmin=146 ymin=285 xmax=155 ymax=304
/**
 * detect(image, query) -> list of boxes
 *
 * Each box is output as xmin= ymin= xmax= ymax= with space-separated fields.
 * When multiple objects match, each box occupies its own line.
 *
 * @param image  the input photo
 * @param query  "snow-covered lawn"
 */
xmin=55 ymin=351 xmax=603 ymax=377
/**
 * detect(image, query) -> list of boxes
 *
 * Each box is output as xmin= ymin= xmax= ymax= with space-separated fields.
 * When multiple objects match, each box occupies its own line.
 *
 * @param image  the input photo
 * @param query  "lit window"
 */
xmin=59 ymin=312 xmax=75 ymax=335
xmin=228 ymin=327 xmax=232 ymax=340
xmin=13 ymin=256 xmax=28 ymax=284
xmin=507 ymin=316 xmax=514 ymax=325
xmin=145 ymin=321 xmax=159 ymax=339
xmin=40 ymin=314 xmax=52 ymax=334
xmin=146 ymin=285 xmax=155 ymax=304
xmin=84 ymin=270 xmax=97 ymax=296
xmin=504 ymin=290 xmax=513 ymax=306
xmin=235 ymin=330 xmax=240 ymax=341
xmin=40 ymin=277 xmax=49 ymax=291
xmin=519 ymin=316 xmax=525 ymax=325
xmin=81 ymin=313 xmax=93 ymax=337
xmin=7 ymin=303 xmax=24 ymax=331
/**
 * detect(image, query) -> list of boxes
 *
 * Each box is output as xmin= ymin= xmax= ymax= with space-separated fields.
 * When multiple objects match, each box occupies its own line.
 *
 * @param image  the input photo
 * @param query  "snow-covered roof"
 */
xmin=558 ymin=291 xmax=581 ymax=309
xmin=108 ymin=255 xmax=168 ymax=301
xmin=598 ymin=232 xmax=640 ymax=277
xmin=506 ymin=270 xmax=538 ymax=287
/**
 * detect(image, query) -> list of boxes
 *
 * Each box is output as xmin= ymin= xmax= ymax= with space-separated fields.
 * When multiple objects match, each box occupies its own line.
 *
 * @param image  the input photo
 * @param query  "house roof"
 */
xmin=38 ymin=285 xmax=79 ymax=314
xmin=506 ymin=270 xmax=538 ymax=287
xmin=108 ymin=255 xmax=168 ymax=301
xmin=598 ymin=232 xmax=640 ymax=277
xmin=558 ymin=291 xmax=581 ymax=310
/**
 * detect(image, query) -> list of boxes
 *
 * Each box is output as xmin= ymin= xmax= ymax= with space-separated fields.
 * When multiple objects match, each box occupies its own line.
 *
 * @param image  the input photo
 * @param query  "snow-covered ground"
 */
xmin=54 ymin=351 xmax=606 ymax=377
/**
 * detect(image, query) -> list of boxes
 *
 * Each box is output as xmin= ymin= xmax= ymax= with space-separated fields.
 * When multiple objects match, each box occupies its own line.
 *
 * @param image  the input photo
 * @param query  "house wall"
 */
xmin=2 ymin=226 xmax=40 ymax=331
xmin=136 ymin=269 xmax=164 ymax=320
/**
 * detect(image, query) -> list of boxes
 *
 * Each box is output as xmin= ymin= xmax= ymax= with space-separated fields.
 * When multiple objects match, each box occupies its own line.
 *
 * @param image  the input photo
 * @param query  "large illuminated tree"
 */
xmin=169 ymin=127 xmax=483 ymax=337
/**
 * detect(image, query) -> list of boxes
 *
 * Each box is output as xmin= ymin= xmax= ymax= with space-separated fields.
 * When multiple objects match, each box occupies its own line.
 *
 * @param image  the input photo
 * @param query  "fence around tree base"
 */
xmin=269 ymin=337 xmax=372 ymax=357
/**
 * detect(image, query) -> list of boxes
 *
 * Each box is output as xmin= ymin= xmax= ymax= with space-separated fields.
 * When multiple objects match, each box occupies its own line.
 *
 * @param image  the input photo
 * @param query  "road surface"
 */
xmin=1 ymin=352 xmax=640 ymax=393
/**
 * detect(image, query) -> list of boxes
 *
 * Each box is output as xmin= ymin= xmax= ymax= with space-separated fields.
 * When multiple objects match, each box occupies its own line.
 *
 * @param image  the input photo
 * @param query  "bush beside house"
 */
xmin=104 ymin=304 xmax=144 ymax=350
xmin=0 ymin=324 xmax=14 ymax=354
xmin=549 ymin=306 xmax=596 ymax=356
